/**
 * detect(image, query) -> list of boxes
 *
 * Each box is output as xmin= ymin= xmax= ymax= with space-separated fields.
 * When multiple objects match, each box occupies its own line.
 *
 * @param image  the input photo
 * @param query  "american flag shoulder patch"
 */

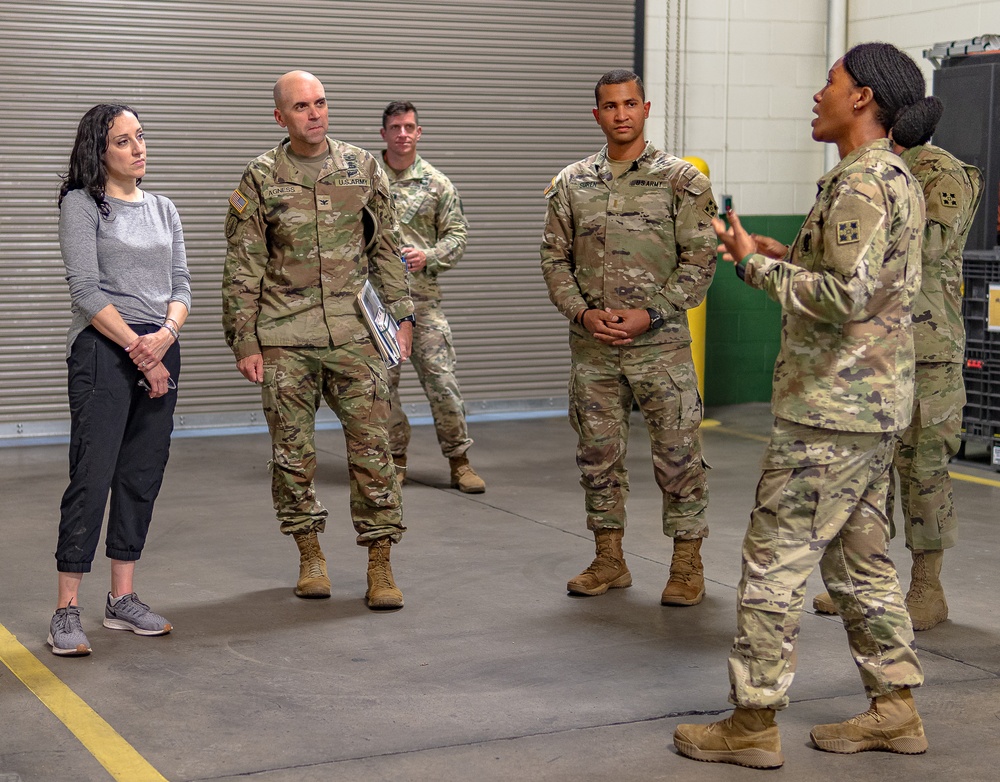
xmin=229 ymin=189 xmax=249 ymax=213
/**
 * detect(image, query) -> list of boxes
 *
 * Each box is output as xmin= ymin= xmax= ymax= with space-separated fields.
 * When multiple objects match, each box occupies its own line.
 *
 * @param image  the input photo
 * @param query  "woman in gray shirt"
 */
xmin=49 ymin=103 xmax=191 ymax=656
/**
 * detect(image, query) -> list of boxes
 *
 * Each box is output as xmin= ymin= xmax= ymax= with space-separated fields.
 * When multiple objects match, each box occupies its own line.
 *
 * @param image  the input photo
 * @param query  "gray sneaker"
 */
xmin=48 ymin=605 xmax=92 ymax=656
xmin=103 ymin=593 xmax=172 ymax=636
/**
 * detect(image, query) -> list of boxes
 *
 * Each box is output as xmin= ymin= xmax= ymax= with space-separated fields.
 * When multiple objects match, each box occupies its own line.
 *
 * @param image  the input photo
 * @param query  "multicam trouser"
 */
xmin=568 ymin=333 xmax=708 ymax=539
xmin=729 ymin=418 xmax=923 ymax=710
xmin=387 ymin=302 xmax=472 ymax=459
xmin=261 ymin=338 xmax=405 ymax=545
xmin=889 ymin=361 xmax=964 ymax=551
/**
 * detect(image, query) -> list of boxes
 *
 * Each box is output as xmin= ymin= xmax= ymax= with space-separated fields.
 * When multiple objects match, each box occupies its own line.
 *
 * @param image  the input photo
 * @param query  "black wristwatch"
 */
xmin=398 ymin=315 xmax=415 ymax=325
xmin=646 ymin=308 xmax=664 ymax=331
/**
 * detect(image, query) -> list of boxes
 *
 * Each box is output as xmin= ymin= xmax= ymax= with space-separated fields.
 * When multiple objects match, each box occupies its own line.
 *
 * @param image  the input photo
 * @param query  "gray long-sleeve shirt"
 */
xmin=59 ymin=189 xmax=191 ymax=356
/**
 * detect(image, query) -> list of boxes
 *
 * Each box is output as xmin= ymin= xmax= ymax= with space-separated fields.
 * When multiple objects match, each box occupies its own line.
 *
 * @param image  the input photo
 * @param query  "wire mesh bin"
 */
xmin=961 ymin=248 xmax=1000 ymax=469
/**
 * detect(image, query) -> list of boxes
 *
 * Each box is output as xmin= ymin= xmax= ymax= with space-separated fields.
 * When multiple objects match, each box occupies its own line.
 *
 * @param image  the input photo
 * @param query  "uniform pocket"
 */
xmin=737 ymin=578 xmax=793 ymax=661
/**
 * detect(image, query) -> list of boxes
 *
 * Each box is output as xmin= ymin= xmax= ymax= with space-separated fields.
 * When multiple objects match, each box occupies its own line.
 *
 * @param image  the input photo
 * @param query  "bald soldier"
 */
xmin=540 ymin=69 xmax=717 ymax=605
xmin=222 ymin=71 xmax=415 ymax=610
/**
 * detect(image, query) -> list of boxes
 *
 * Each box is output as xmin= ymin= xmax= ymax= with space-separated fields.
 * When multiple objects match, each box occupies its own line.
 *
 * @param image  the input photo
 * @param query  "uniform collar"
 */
xmin=274 ymin=136 xmax=359 ymax=184
xmin=381 ymin=151 xmax=426 ymax=183
xmin=817 ymin=137 xmax=892 ymax=190
xmin=594 ymin=140 xmax=656 ymax=172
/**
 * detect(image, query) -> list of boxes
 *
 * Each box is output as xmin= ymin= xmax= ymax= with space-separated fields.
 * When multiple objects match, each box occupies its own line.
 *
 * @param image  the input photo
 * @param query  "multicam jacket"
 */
xmin=540 ymin=142 xmax=717 ymax=347
xmin=222 ymin=136 xmax=412 ymax=360
xmin=382 ymin=153 xmax=468 ymax=305
xmin=900 ymin=143 xmax=983 ymax=363
xmin=738 ymin=138 xmax=924 ymax=433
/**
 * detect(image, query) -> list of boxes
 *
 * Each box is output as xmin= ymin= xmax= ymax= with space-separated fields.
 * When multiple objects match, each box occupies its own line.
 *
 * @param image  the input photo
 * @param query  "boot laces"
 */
xmin=304 ymin=557 xmax=325 ymax=579
xmin=669 ymin=547 xmax=697 ymax=583
xmin=582 ymin=553 xmax=620 ymax=577
xmin=369 ymin=544 xmax=394 ymax=590
xmin=847 ymin=702 xmax=886 ymax=726
xmin=908 ymin=556 xmax=929 ymax=601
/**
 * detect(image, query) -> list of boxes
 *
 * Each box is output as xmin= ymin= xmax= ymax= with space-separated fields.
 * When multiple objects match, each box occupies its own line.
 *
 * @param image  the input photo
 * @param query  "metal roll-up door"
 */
xmin=0 ymin=0 xmax=636 ymax=441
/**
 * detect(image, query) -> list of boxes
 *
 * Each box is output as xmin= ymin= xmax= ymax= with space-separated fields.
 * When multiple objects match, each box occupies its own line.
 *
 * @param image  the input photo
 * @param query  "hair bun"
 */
xmin=892 ymin=96 xmax=944 ymax=149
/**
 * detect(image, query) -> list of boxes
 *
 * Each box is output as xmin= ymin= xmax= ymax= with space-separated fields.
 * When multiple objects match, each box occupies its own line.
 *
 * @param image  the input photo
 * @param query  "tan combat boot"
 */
xmin=566 ymin=528 xmax=631 ymax=596
xmin=293 ymin=530 xmax=331 ymax=599
xmin=392 ymin=453 xmax=408 ymax=486
xmin=366 ymin=538 xmax=403 ymax=610
xmin=674 ymin=707 xmax=784 ymax=769
xmin=810 ymin=688 xmax=927 ymax=754
xmin=812 ymin=591 xmax=837 ymax=614
xmin=661 ymin=537 xmax=705 ymax=606
xmin=449 ymin=455 xmax=486 ymax=493
xmin=906 ymin=549 xmax=948 ymax=630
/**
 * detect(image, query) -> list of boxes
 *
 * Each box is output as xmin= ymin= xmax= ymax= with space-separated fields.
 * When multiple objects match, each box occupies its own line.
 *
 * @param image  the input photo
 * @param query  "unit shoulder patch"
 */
xmin=836 ymin=219 xmax=860 ymax=245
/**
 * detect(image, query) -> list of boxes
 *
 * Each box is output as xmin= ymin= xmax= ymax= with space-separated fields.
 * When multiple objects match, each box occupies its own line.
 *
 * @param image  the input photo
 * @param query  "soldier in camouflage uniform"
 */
xmin=540 ymin=69 xmax=716 ymax=606
xmin=814 ymin=140 xmax=983 ymax=630
xmin=222 ymin=71 xmax=415 ymax=610
xmin=675 ymin=44 xmax=935 ymax=769
xmin=378 ymin=100 xmax=485 ymax=493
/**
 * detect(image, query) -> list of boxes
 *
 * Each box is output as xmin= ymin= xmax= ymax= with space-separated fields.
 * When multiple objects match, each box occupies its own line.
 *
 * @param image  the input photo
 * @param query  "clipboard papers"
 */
xmin=357 ymin=280 xmax=402 ymax=368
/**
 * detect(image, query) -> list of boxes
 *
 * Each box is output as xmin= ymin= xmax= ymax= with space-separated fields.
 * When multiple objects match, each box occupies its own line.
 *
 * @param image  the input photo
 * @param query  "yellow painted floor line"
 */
xmin=0 ymin=623 xmax=168 ymax=782
xmin=707 ymin=424 xmax=771 ymax=443
xmin=708 ymin=423 xmax=1000 ymax=487
xmin=950 ymin=470 xmax=1000 ymax=488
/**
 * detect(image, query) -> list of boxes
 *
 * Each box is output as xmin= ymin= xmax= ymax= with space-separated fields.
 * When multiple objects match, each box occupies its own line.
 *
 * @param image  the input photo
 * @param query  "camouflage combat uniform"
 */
xmin=540 ymin=142 xmax=716 ymax=538
xmin=222 ymin=137 xmax=413 ymax=544
xmin=892 ymin=144 xmax=982 ymax=552
xmin=382 ymin=153 xmax=473 ymax=460
xmin=729 ymin=139 xmax=925 ymax=709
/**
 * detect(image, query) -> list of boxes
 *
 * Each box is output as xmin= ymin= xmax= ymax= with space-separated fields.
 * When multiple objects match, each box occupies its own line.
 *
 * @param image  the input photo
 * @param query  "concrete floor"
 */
xmin=1 ymin=402 xmax=998 ymax=782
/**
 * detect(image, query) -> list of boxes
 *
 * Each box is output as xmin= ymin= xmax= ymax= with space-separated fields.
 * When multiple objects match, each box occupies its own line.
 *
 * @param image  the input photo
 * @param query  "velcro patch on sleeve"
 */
xmin=229 ymin=189 xmax=249 ymax=213
xmin=836 ymin=219 xmax=860 ymax=245
xmin=940 ymin=191 xmax=958 ymax=208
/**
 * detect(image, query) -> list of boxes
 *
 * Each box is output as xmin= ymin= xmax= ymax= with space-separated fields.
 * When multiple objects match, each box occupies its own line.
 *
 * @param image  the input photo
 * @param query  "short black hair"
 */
xmin=382 ymin=100 xmax=419 ymax=128
xmin=595 ymin=69 xmax=645 ymax=106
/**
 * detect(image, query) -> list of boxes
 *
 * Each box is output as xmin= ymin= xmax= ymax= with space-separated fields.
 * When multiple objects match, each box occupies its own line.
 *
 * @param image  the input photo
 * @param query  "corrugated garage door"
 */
xmin=0 ymin=0 xmax=635 ymax=440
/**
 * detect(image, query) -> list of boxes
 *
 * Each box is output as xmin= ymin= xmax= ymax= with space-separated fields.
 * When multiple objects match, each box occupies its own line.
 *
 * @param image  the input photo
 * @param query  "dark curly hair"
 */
xmin=58 ymin=103 xmax=141 ymax=218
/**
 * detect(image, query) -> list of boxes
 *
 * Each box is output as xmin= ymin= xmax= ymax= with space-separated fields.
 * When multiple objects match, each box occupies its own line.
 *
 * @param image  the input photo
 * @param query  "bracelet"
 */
xmin=162 ymin=323 xmax=180 ymax=340
xmin=164 ymin=317 xmax=180 ymax=329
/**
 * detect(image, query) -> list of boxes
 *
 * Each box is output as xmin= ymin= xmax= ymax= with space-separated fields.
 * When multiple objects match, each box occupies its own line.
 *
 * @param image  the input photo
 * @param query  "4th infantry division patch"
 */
xmin=837 ymin=219 xmax=860 ymax=244
xmin=941 ymin=192 xmax=958 ymax=208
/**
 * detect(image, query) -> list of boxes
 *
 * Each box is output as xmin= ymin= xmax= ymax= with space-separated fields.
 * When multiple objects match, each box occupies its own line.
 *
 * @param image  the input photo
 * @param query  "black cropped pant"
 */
xmin=56 ymin=325 xmax=180 ymax=573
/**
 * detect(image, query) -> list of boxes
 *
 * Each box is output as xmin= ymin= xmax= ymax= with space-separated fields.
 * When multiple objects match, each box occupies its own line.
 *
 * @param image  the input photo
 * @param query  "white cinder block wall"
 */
xmin=849 ymin=0 xmax=1000 ymax=85
xmin=645 ymin=0 xmax=1000 ymax=217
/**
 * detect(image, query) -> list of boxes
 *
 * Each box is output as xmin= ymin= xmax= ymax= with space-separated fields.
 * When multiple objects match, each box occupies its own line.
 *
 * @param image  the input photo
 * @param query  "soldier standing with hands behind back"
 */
xmin=540 ymin=69 xmax=716 ymax=605
xmin=222 ymin=70 xmax=414 ymax=610
xmin=379 ymin=100 xmax=485 ymax=493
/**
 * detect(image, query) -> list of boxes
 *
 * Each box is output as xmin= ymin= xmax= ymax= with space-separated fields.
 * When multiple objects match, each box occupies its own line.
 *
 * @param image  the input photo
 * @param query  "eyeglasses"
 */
xmin=137 ymin=377 xmax=178 ymax=391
